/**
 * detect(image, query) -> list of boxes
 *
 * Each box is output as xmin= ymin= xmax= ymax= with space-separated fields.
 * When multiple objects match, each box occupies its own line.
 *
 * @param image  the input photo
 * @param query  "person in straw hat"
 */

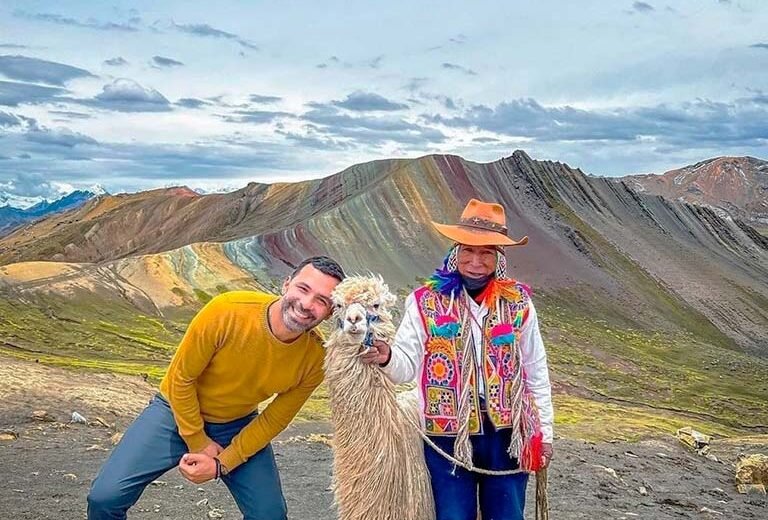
xmin=363 ymin=198 xmax=554 ymax=520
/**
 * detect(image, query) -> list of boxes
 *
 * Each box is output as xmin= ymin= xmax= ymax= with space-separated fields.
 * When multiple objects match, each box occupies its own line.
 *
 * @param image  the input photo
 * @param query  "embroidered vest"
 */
xmin=414 ymin=283 xmax=532 ymax=436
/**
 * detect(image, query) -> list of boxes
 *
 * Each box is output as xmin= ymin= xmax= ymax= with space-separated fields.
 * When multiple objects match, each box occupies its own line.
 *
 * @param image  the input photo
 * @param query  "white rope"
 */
xmin=400 ymin=400 xmax=532 ymax=476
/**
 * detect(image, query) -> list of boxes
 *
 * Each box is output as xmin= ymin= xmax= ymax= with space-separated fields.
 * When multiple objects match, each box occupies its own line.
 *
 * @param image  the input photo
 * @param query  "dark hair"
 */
xmin=291 ymin=256 xmax=345 ymax=282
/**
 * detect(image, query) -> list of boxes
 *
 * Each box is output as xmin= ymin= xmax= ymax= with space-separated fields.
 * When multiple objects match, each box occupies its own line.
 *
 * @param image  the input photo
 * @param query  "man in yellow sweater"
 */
xmin=87 ymin=256 xmax=344 ymax=520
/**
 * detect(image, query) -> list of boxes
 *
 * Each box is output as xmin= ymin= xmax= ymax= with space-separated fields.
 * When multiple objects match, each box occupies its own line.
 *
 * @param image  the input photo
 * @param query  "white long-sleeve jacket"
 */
xmin=383 ymin=290 xmax=554 ymax=443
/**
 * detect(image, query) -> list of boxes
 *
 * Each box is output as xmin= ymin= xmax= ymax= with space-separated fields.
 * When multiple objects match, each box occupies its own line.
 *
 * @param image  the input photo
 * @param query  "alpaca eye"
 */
xmin=372 ymin=303 xmax=380 ymax=309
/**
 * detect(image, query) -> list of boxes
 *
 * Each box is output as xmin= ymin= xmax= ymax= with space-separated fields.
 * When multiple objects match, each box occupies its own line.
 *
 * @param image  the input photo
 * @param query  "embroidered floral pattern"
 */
xmin=426 ymin=352 xmax=454 ymax=385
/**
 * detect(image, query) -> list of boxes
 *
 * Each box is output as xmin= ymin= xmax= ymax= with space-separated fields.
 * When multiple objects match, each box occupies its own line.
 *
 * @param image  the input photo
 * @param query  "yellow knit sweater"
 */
xmin=159 ymin=291 xmax=325 ymax=471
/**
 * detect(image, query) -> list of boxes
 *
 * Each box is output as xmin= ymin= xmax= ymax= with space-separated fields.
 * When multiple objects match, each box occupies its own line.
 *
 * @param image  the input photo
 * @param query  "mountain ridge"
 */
xmin=1 ymin=150 xmax=766 ymax=438
xmin=3 ymin=150 xmax=765 ymax=351
xmin=0 ymin=158 xmax=413 ymax=265
xmin=0 ymin=187 xmax=107 ymax=237
xmin=621 ymin=156 xmax=768 ymax=233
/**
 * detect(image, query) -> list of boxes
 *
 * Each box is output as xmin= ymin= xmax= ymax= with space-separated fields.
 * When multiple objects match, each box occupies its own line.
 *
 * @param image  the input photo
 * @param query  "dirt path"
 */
xmin=1 ymin=357 xmax=766 ymax=519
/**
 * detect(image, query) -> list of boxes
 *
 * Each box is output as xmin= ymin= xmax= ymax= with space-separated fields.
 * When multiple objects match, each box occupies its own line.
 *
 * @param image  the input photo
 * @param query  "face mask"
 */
xmin=461 ymin=273 xmax=493 ymax=291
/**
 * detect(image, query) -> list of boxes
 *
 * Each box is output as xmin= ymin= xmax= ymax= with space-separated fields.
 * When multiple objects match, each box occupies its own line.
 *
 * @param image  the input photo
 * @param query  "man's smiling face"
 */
xmin=279 ymin=264 xmax=338 ymax=333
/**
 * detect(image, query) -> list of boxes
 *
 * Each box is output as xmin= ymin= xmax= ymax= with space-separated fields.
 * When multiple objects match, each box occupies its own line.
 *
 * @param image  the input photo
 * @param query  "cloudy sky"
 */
xmin=1 ymin=0 xmax=767 ymax=199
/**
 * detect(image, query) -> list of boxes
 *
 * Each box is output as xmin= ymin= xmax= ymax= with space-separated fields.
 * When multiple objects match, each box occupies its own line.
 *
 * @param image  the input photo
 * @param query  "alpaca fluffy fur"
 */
xmin=324 ymin=275 xmax=435 ymax=520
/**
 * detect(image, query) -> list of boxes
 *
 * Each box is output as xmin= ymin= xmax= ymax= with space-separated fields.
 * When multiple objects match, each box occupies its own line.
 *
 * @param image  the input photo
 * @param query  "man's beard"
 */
xmin=281 ymin=297 xmax=322 ymax=333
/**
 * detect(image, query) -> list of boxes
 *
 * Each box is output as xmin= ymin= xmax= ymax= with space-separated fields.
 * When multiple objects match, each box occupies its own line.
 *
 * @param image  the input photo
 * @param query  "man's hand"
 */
xmin=541 ymin=442 xmax=553 ymax=469
xmin=360 ymin=339 xmax=391 ymax=366
xmin=197 ymin=441 xmax=223 ymax=458
xmin=178 ymin=453 xmax=218 ymax=484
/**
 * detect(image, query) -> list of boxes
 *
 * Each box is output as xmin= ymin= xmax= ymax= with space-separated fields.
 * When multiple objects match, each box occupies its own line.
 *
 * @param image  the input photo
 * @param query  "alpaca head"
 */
xmin=330 ymin=274 xmax=397 ymax=345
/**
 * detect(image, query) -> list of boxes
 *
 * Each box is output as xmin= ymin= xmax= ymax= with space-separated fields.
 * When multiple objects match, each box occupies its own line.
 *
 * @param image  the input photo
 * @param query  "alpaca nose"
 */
xmin=347 ymin=313 xmax=362 ymax=324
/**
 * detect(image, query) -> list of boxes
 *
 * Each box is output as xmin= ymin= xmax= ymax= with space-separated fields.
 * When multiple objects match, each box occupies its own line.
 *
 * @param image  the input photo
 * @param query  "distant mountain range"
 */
xmin=0 ymin=160 xmax=408 ymax=264
xmin=0 ymin=152 xmax=766 ymax=436
xmin=0 ymin=192 xmax=46 ymax=209
xmin=0 ymin=185 xmax=108 ymax=237
xmin=622 ymin=156 xmax=768 ymax=233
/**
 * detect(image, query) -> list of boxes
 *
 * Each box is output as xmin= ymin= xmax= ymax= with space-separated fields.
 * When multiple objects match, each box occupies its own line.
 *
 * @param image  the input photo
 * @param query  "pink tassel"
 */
xmin=435 ymin=314 xmax=457 ymax=326
xmin=491 ymin=323 xmax=514 ymax=337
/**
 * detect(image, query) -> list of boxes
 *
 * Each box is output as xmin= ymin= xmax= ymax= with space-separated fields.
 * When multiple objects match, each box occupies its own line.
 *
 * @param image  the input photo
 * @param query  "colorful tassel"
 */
xmin=520 ymin=430 xmax=544 ymax=472
xmin=513 ymin=311 xmax=523 ymax=328
xmin=491 ymin=333 xmax=516 ymax=345
xmin=425 ymin=268 xmax=463 ymax=298
xmin=490 ymin=323 xmax=516 ymax=345
xmin=431 ymin=315 xmax=460 ymax=338
xmin=478 ymin=278 xmax=526 ymax=306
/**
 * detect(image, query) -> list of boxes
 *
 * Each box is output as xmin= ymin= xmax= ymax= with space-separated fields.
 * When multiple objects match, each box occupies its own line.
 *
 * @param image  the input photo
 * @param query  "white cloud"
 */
xmin=0 ymin=0 xmax=766 ymax=194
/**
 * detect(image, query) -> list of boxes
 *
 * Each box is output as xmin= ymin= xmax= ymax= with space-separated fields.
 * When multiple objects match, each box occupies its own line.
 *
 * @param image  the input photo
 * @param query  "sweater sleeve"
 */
xmin=518 ymin=302 xmax=554 ymax=443
xmin=217 ymin=355 xmax=325 ymax=472
xmin=162 ymin=298 xmax=227 ymax=452
xmin=382 ymin=292 xmax=426 ymax=385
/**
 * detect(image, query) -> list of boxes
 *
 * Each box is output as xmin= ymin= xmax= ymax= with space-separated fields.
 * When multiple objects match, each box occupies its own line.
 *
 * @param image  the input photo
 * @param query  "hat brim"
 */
xmin=432 ymin=222 xmax=528 ymax=247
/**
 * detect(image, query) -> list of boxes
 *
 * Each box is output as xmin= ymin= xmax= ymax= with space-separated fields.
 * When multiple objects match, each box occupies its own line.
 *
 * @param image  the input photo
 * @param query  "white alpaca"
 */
xmin=324 ymin=275 xmax=435 ymax=520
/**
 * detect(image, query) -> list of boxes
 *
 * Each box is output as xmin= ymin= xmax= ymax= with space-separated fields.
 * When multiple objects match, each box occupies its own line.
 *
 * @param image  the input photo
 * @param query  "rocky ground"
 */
xmin=1 ymin=356 xmax=766 ymax=519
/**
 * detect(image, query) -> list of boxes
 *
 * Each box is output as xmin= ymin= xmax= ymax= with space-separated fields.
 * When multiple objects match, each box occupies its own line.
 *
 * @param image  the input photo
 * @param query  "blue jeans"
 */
xmin=424 ymin=413 xmax=529 ymax=520
xmin=87 ymin=394 xmax=286 ymax=520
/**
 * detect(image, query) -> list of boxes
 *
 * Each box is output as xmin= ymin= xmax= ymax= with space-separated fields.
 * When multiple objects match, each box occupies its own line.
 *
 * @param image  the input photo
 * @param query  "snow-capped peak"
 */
xmin=0 ymin=192 xmax=46 ymax=210
xmin=85 ymin=184 xmax=109 ymax=196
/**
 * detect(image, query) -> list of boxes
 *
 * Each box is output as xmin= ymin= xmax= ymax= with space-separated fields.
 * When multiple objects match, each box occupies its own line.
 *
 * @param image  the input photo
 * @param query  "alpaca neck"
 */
xmin=324 ymin=332 xmax=397 ymax=428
